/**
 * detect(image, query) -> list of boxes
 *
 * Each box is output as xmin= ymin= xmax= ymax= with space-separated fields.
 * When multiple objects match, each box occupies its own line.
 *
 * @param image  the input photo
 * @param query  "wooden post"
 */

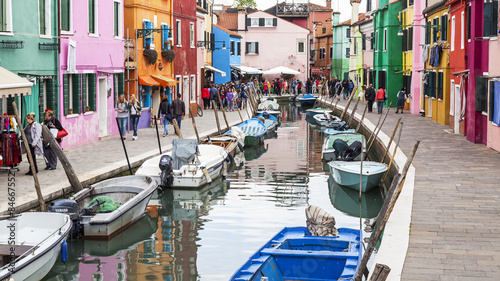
xmin=189 ymin=108 xmax=200 ymax=143
xmin=367 ymin=106 xmax=385 ymax=145
xmin=154 ymin=115 xmax=162 ymax=154
xmin=244 ymin=100 xmax=251 ymax=119
xmin=347 ymin=98 xmax=361 ymax=127
xmin=212 ymin=100 xmax=222 ymax=135
xmin=356 ymin=103 xmax=369 ymax=133
xmin=367 ymin=103 xmax=392 ymax=154
xmin=12 ymin=102 xmax=46 ymax=211
xmin=172 ymin=119 xmax=183 ymax=139
xmin=354 ymin=141 xmax=420 ymax=281
xmin=116 ymin=118 xmax=133 ymax=175
xmin=41 ymin=126 xmax=83 ymax=193
xmin=369 ymin=264 xmax=391 ymax=281
xmin=381 ymin=117 xmax=402 ymax=163
xmin=340 ymin=85 xmax=357 ymax=121
xmin=235 ymin=103 xmax=244 ymax=122
xmin=381 ymin=122 xmax=404 ymax=185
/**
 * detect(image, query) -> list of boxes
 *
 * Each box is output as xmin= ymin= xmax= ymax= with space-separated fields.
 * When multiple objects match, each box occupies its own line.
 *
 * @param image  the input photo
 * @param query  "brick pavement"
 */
xmin=0 ymin=108 xmax=248 ymax=215
xmin=321 ymin=97 xmax=500 ymax=280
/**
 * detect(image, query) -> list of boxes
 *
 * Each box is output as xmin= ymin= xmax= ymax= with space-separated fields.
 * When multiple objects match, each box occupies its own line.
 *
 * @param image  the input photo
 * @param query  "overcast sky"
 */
xmin=213 ymin=0 xmax=367 ymax=22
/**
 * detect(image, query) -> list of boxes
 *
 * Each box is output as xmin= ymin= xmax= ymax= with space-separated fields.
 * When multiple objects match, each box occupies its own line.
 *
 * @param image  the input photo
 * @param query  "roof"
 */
xmin=423 ymin=0 xmax=447 ymax=15
xmin=213 ymin=24 xmax=242 ymax=38
xmin=222 ymin=7 xmax=257 ymax=14
xmin=335 ymin=14 xmax=366 ymax=27
xmin=335 ymin=19 xmax=351 ymax=27
xmin=352 ymin=13 xmax=368 ymax=25
xmin=214 ymin=12 xmax=238 ymax=30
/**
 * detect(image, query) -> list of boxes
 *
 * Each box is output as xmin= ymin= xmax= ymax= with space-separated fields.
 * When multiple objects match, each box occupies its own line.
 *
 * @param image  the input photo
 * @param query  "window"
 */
xmin=61 ymin=0 xmax=72 ymax=33
xmin=476 ymin=76 xmax=487 ymax=112
xmin=467 ymin=4 xmax=471 ymax=40
xmin=425 ymin=21 xmax=431 ymax=44
xmin=230 ymin=40 xmax=235 ymax=55
xmin=113 ymin=73 xmax=124 ymax=105
xmin=441 ymin=14 xmax=448 ymax=41
xmin=143 ymin=20 xmax=152 ymax=48
xmin=39 ymin=0 xmax=50 ymax=35
xmin=190 ymin=22 xmax=195 ymax=47
xmin=0 ymin=0 xmax=12 ymax=32
xmin=346 ymin=28 xmax=351 ymax=38
xmin=428 ymin=71 xmax=436 ymax=98
xmin=461 ymin=11 xmax=465 ymax=49
xmin=246 ymin=42 xmax=258 ymax=54
xmin=383 ymin=28 xmax=387 ymax=51
xmin=161 ymin=23 xmax=170 ymax=50
xmin=237 ymin=41 xmax=241 ymax=56
xmin=176 ymin=75 xmax=182 ymax=97
xmin=402 ymin=29 xmax=408 ymax=51
xmin=408 ymin=27 xmax=413 ymax=50
xmin=491 ymin=81 xmax=500 ymax=125
xmin=345 ymin=47 xmax=350 ymax=58
xmin=322 ymin=27 xmax=326 ymax=34
xmin=330 ymin=46 xmax=332 ymax=59
xmin=366 ymin=0 xmax=371 ymax=12
xmin=190 ymin=75 xmax=196 ymax=102
xmin=484 ymin=0 xmax=499 ymax=37
xmin=354 ymin=41 xmax=357 ymax=55
xmin=451 ymin=16 xmax=455 ymax=51
xmin=375 ymin=31 xmax=378 ymax=51
xmin=114 ymin=1 xmax=120 ymax=37
xmin=265 ymin=18 xmax=273 ymax=26
xmin=433 ymin=18 xmax=439 ymax=42
xmin=251 ymin=18 xmax=259 ymax=26
xmin=297 ymin=41 xmax=305 ymax=54
xmin=88 ymin=0 xmax=96 ymax=34
xmin=82 ymin=73 xmax=97 ymax=111
xmin=63 ymin=74 xmax=82 ymax=115
xmin=437 ymin=71 xmax=443 ymax=99
xmin=176 ymin=20 xmax=181 ymax=46
xmin=362 ymin=33 xmax=366 ymax=50
xmin=378 ymin=70 xmax=386 ymax=89
xmin=409 ymin=0 xmax=414 ymax=6
xmin=370 ymin=32 xmax=374 ymax=49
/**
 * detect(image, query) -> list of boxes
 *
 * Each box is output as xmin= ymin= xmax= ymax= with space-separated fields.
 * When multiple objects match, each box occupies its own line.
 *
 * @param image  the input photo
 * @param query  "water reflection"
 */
xmin=43 ymin=101 xmax=382 ymax=281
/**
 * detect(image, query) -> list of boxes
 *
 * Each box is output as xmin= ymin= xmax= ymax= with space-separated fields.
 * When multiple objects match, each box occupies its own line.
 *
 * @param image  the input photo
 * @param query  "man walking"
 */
xmin=172 ymin=93 xmax=185 ymax=129
xmin=365 ymin=84 xmax=376 ymax=112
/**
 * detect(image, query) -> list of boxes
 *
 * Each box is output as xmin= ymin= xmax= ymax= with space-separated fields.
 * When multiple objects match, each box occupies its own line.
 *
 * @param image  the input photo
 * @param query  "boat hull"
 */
xmin=328 ymin=161 xmax=387 ymax=192
xmin=299 ymin=99 xmax=316 ymax=107
xmin=244 ymin=135 xmax=264 ymax=147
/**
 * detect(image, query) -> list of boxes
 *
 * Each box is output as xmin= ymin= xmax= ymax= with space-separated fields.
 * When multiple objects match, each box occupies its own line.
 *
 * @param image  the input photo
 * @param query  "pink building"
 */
xmin=487 ymin=13 xmax=500 ymax=152
xmin=58 ymin=0 xmax=125 ymax=148
xmin=410 ymin=0 xmax=425 ymax=115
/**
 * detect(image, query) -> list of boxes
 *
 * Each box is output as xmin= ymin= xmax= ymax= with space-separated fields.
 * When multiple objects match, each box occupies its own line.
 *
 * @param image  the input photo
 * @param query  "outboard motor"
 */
xmin=332 ymin=139 xmax=349 ymax=160
xmin=48 ymin=199 xmax=81 ymax=238
xmin=159 ymin=155 xmax=174 ymax=188
xmin=263 ymin=112 xmax=270 ymax=119
xmin=341 ymin=141 xmax=362 ymax=161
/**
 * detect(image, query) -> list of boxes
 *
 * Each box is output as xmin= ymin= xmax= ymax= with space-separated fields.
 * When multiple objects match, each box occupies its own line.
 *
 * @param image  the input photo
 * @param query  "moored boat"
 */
xmin=0 ymin=212 xmax=72 ymax=281
xmin=201 ymin=134 xmax=241 ymax=157
xmin=257 ymin=97 xmax=279 ymax=111
xmin=298 ymin=94 xmax=316 ymax=107
xmin=313 ymin=112 xmax=340 ymax=126
xmin=322 ymin=133 xmax=366 ymax=161
xmin=226 ymin=118 xmax=267 ymax=147
xmin=305 ymin=107 xmax=333 ymax=117
xmin=325 ymin=128 xmax=356 ymax=135
xmin=48 ymin=175 xmax=157 ymax=239
xmin=328 ymin=161 xmax=388 ymax=192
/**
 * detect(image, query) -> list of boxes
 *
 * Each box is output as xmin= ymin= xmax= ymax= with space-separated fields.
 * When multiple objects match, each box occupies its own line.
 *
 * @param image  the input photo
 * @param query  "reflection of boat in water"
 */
xmin=328 ymin=177 xmax=383 ymax=218
xmin=244 ymin=143 xmax=268 ymax=161
xmin=170 ymin=179 xmax=229 ymax=217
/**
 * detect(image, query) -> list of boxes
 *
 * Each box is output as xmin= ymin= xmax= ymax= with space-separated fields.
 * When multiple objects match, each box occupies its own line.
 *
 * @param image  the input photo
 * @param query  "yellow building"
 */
xmin=401 ymin=0 xmax=413 ymax=110
xmin=423 ymin=2 xmax=450 ymax=125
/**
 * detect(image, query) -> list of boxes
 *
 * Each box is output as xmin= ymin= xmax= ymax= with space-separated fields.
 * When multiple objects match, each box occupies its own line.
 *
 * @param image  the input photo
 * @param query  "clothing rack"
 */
xmin=0 ymin=115 xmax=22 ymax=171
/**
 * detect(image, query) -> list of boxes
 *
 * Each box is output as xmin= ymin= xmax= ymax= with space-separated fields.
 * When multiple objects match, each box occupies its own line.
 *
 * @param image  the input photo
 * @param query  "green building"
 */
xmin=372 ymin=0 xmax=403 ymax=106
xmin=331 ymin=14 xmax=351 ymax=80
xmin=0 ymin=0 xmax=59 ymax=122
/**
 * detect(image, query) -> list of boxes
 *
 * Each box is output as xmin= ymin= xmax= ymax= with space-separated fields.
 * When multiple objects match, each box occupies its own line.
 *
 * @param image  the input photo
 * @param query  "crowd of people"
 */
xmin=201 ymin=82 xmax=249 ymax=111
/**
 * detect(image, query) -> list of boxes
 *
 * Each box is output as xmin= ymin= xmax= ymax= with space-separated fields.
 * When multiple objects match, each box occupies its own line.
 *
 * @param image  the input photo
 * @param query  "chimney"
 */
xmin=326 ymin=0 xmax=332 ymax=9
xmin=237 ymin=6 xmax=246 ymax=31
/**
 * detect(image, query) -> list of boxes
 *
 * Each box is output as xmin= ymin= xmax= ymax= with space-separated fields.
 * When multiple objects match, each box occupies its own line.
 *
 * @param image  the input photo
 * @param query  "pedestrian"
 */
xmin=297 ymin=80 xmax=302 ymax=95
xmin=263 ymin=80 xmax=268 ymax=95
xmin=172 ymin=93 xmax=185 ymax=129
xmin=221 ymin=86 xmax=227 ymax=109
xmin=365 ymin=84 xmax=376 ymax=112
xmin=241 ymin=88 xmax=248 ymax=108
xmin=211 ymin=84 xmax=218 ymax=109
xmin=42 ymin=109 xmax=62 ymax=170
xmin=202 ymin=84 xmax=210 ymax=110
xmin=375 ymin=86 xmax=387 ymax=114
xmin=128 ymin=95 xmax=142 ymax=140
xmin=116 ymin=94 xmax=128 ymax=140
xmin=292 ymin=79 xmax=297 ymax=96
xmin=342 ymin=80 xmax=349 ymax=99
xmin=359 ymin=85 xmax=366 ymax=101
xmin=24 ymin=113 xmax=43 ymax=175
xmin=396 ymin=87 xmax=408 ymax=114
xmin=158 ymin=95 xmax=172 ymax=136
xmin=227 ymin=87 xmax=235 ymax=111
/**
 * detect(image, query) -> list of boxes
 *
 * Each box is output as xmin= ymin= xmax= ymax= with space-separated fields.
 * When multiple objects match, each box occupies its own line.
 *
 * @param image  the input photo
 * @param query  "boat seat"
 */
xmin=0 ymin=244 xmax=37 ymax=256
xmin=261 ymin=248 xmax=358 ymax=259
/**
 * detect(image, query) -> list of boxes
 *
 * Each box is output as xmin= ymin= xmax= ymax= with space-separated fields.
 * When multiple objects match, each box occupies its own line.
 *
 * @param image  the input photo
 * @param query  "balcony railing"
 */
xmin=276 ymin=3 xmax=309 ymax=17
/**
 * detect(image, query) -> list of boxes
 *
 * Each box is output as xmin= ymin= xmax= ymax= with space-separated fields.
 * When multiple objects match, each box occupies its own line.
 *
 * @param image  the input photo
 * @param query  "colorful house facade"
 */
xmin=486 ymin=3 xmax=500 ymax=151
xmin=410 ymin=0 xmax=426 ymax=115
xmin=58 ymin=0 xmax=125 ymax=148
xmin=331 ymin=16 xmax=351 ymax=80
xmin=401 ymin=0 xmax=414 ymax=109
xmin=0 ymin=0 xmax=58 ymax=123
xmin=124 ymin=0 xmax=176 ymax=128
xmin=422 ymin=0 xmax=450 ymax=125
xmin=212 ymin=25 xmax=241 ymax=85
xmin=373 ymin=0 xmax=403 ymax=106
xmin=312 ymin=18 xmax=334 ymax=78
xmin=355 ymin=14 xmax=376 ymax=89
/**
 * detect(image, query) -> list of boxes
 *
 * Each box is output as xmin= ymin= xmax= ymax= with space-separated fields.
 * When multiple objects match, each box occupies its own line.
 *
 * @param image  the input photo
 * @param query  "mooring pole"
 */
xmin=154 ymin=114 xmax=162 ymax=154
xmin=116 ymin=118 xmax=132 ymax=175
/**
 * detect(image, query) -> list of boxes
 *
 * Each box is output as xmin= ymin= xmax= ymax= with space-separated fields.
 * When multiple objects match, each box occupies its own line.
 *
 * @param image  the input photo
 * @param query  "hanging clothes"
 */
xmin=0 ymin=116 xmax=22 ymax=167
xmin=422 ymin=45 xmax=429 ymax=63
xmin=429 ymin=46 xmax=435 ymax=66
xmin=433 ymin=46 xmax=440 ymax=67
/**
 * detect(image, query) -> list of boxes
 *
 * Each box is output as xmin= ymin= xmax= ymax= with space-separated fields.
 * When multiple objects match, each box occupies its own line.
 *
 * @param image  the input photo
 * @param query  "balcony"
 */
xmin=276 ymin=3 xmax=309 ymax=17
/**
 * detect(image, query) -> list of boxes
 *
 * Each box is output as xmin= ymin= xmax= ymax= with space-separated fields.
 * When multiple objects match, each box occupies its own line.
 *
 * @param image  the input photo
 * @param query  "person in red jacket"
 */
xmin=375 ymin=86 xmax=387 ymax=114
xmin=201 ymin=84 xmax=210 ymax=110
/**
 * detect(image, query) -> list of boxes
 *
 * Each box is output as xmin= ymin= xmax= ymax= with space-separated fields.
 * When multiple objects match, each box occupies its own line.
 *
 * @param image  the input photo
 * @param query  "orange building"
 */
xmin=124 ymin=0 xmax=178 ymax=122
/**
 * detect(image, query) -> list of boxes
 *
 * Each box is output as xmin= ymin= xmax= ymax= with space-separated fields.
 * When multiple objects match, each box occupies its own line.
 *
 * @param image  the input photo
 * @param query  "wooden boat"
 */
xmin=257 ymin=97 xmax=279 ymax=111
xmin=230 ymin=226 xmax=362 ymax=281
xmin=313 ymin=112 xmax=340 ymax=126
xmin=298 ymin=94 xmax=316 ymax=106
xmin=201 ymin=134 xmax=241 ymax=157
xmin=227 ymin=118 xmax=267 ymax=147
xmin=0 ymin=212 xmax=72 ymax=281
xmin=328 ymin=161 xmax=388 ymax=192
xmin=322 ymin=133 xmax=366 ymax=162
xmin=136 ymin=139 xmax=229 ymax=188
xmin=48 ymin=175 xmax=157 ymax=239
xmin=305 ymin=107 xmax=333 ymax=117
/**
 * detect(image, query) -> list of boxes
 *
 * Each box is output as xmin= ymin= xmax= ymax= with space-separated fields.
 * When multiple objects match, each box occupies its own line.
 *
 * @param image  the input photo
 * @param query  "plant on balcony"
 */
xmin=162 ymin=49 xmax=175 ymax=63
xmin=143 ymin=49 xmax=158 ymax=65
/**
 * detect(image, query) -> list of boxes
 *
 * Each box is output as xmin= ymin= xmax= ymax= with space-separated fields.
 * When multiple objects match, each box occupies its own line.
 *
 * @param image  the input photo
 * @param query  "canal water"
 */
xmin=43 ymin=102 xmax=383 ymax=281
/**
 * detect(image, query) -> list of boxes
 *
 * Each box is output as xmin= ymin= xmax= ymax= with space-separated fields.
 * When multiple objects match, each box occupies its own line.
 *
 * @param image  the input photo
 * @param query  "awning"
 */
xmin=152 ymin=74 xmax=178 ymax=87
xmin=0 ymin=66 xmax=33 ymax=97
xmin=139 ymin=75 xmax=160 ymax=86
xmin=162 ymin=75 xmax=179 ymax=86
xmin=231 ymin=65 xmax=263 ymax=75
xmin=204 ymin=64 xmax=226 ymax=77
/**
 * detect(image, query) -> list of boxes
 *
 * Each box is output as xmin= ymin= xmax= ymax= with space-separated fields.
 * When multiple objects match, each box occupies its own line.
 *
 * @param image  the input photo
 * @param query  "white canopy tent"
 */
xmin=231 ymin=65 xmax=263 ymax=75
xmin=204 ymin=64 xmax=226 ymax=77
xmin=262 ymin=66 xmax=300 ymax=75
xmin=0 ymin=66 xmax=33 ymax=97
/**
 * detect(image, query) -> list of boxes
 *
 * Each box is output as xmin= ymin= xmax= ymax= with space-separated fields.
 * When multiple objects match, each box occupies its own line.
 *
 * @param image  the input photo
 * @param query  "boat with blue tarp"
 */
xmin=298 ymin=94 xmax=316 ymax=106
xmin=226 ymin=118 xmax=267 ymax=147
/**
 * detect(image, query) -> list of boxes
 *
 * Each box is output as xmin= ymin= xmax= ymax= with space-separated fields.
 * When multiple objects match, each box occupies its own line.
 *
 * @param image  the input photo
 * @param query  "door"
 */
xmin=98 ymin=78 xmax=108 ymax=137
xmin=183 ymin=76 xmax=189 ymax=112
xmin=454 ymin=85 xmax=460 ymax=134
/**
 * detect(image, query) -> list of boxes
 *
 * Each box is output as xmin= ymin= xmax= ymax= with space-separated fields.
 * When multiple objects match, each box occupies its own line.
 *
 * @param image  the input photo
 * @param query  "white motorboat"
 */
xmin=313 ymin=112 xmax=340 ymax=126
xmin=328 ymin=161 xmax=388 ymax=192
xmin=322 ymin=133 xmax=366 ymax=162
xmin=136 ymin=139 xmax=229 ymax=189
xmin=0 ymin=212 xmax=72 ymax=281
xmin=258 ymin=97 xmax=280 ymax=111
xmin=48 ymin=175 xmax=157 ymax=239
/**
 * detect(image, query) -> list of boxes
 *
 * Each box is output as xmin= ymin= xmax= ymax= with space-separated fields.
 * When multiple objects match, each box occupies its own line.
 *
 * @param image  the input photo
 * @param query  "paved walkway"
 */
xmin=0 ymin=108 xmax=248 ymax=215
xmin=320 ymin=96 xmax=500 ymax=280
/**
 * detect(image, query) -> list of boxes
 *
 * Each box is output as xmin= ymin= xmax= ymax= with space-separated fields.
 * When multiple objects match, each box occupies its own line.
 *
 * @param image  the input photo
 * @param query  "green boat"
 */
xmin=328 ymin=161 xmax=388 ymax=192
xmin=322 ymin=133 xmax=366 ymax=161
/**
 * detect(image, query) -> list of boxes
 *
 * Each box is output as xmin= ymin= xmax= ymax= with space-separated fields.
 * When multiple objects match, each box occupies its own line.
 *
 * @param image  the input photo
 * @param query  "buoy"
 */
xmin=61 ymin=241 xmax=68 ymax=263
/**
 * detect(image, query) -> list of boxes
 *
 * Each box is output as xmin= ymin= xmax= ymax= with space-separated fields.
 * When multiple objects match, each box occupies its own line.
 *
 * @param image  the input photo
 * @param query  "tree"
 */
xmin=232 ymin=0 xmax=257 ymax=8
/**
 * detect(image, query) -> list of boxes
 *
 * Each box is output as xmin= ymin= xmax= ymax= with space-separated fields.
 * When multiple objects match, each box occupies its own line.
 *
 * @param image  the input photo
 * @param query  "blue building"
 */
xmin=213 ymin=24 xmax=241 ymax=85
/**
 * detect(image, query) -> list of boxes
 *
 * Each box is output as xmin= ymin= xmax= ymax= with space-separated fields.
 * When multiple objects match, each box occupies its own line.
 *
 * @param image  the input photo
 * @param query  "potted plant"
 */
xmin=161 ymin=49 xmax=175 ymax=63
xmin=143 ymin=49 xmax=158 ymax=65
xmin=68 ymin=109 xmax=73 ymax=115
xmin=86 ymin=106 xmax=90 ymax=112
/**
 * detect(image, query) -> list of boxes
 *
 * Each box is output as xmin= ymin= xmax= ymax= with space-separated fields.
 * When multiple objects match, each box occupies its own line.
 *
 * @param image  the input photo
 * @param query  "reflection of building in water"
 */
xmin=79 ymin=252 xmax=128 ymax=281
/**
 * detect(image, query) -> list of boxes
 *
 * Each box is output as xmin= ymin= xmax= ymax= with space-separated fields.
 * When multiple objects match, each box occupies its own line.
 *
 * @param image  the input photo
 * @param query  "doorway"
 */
xmin=454 ymin=85 xmax=460 ymax=134
xmin=98 ymin=77 xmax=108 ymax=137
xmin=183 ymin=76 xmax=189 ymax=113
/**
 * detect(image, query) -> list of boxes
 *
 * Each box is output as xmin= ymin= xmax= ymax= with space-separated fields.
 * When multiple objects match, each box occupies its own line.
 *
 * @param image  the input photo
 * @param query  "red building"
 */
xmin=173 ymin=0 xmax=199 ymax=114
xmin=446 ymin=0 xmax=467 ymax=135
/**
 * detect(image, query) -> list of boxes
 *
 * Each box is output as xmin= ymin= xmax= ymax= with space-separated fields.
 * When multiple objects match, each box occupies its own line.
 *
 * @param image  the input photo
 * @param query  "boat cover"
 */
xmin=305 ymin=205 xmax=338 ymax=237
xmin=172 ymin=139 xmax=199 ymax=170
xmin=239 ymin=119 xmax=267 ymax=137
xmin=229 ymin=126 xmax=246 ymax=146
xmin=85 ymin=196 xmax=121 ymax=213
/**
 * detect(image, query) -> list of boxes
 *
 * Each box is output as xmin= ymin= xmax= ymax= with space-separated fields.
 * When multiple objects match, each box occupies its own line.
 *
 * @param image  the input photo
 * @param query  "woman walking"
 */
xmin=24 ymin=113 xmax=43 ymax=175
xmin=375 ymin=86 xmax=387 ymax=114
xmin=129 ymin=95 xmax=142 ymax=140
xmin=227 ymin=87 xmax=235 ymax=111
xmin=201 ymin=84 xmax=210 ymax=110
xmin=42 ymin=110 xmax=62 ymax=170
xmin=395 ymin=88 xmax=407 ymax=114
xmin=158 ymin=95 xmax=172 ymax=137
xmin=116 ymin=94 xmax=128 ymax=139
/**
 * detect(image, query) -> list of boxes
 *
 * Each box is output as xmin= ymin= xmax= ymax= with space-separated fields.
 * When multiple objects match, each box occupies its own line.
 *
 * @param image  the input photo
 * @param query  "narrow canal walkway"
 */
xmin=326 ymin=97 xmax=500 ymax=280
xmin=0 ymin=109 xmax=247 ymax=215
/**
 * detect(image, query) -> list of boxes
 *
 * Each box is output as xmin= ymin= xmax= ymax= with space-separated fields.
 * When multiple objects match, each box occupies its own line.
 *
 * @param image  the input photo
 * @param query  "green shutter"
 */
xmin=273 ymin=18 xmax=277 ymax=26
xmin=490 ymin=81 xmax=495 ymax=121
xmin=476 ymin=76 xmax=487 ymax=112
xmin=63 ymin=74 xmax=69 ymax=115
xmin=429 ymin=72 xmax=436 ymax=98
xmin=246 ymin=18 xmax=251 ymax=27
xmin=114 ymin=73 xmax=118 ymax=105
xmin=39 ymin=0 xmax=46 ymax=34
xmin=61 ymin=0 xmax=69 ymax=31
xmin=425 ymin=22 xmax=430 ymax=44
xmin=72 ymin=74 xmax=81 ymax=114
xmin=88 ymin=0 xmax=94 ymax=33
xmin=437 ymin=72 xmax=443 ymax=99
xmin=255 ymin=42 xmax=259 ymax=54
xmin=38 ymin=78 xmax=45 ymax=122
xmin=114 ymin=2 xmax=119 ymax=37
xmin=89 ymin=74 xmax=97 ymax=111
xmin=118 ymin=73 xmax=124 ymax=97
xmin=441 ymin=15 xmax=447 ymax=41
xmin=259 ymin=18 xmax=264 ymax=26
xmin=46 ymin=77 xmax=58 ymax=119
xmin=82 ymin=74 xmax=87 ymax=111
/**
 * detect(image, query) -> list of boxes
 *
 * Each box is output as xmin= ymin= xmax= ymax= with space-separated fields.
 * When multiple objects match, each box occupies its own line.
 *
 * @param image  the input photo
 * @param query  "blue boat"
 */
xmin=230 ymin=227 xmax=362 ymax=281
xmin=298 ymin=94 xmax=316 ymax=107
xmin=256 ymin=112 xmax=279 ymax=122
xmin=226 ymin=118 xmax=267 ymax=147
xmin=325 ymin=128 xmax=356 ymax=135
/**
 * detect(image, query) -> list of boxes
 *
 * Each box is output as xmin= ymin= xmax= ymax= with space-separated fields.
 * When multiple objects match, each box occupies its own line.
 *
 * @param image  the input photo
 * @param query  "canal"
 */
xmin=43 ymin=102 xmax=384 ymax=281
